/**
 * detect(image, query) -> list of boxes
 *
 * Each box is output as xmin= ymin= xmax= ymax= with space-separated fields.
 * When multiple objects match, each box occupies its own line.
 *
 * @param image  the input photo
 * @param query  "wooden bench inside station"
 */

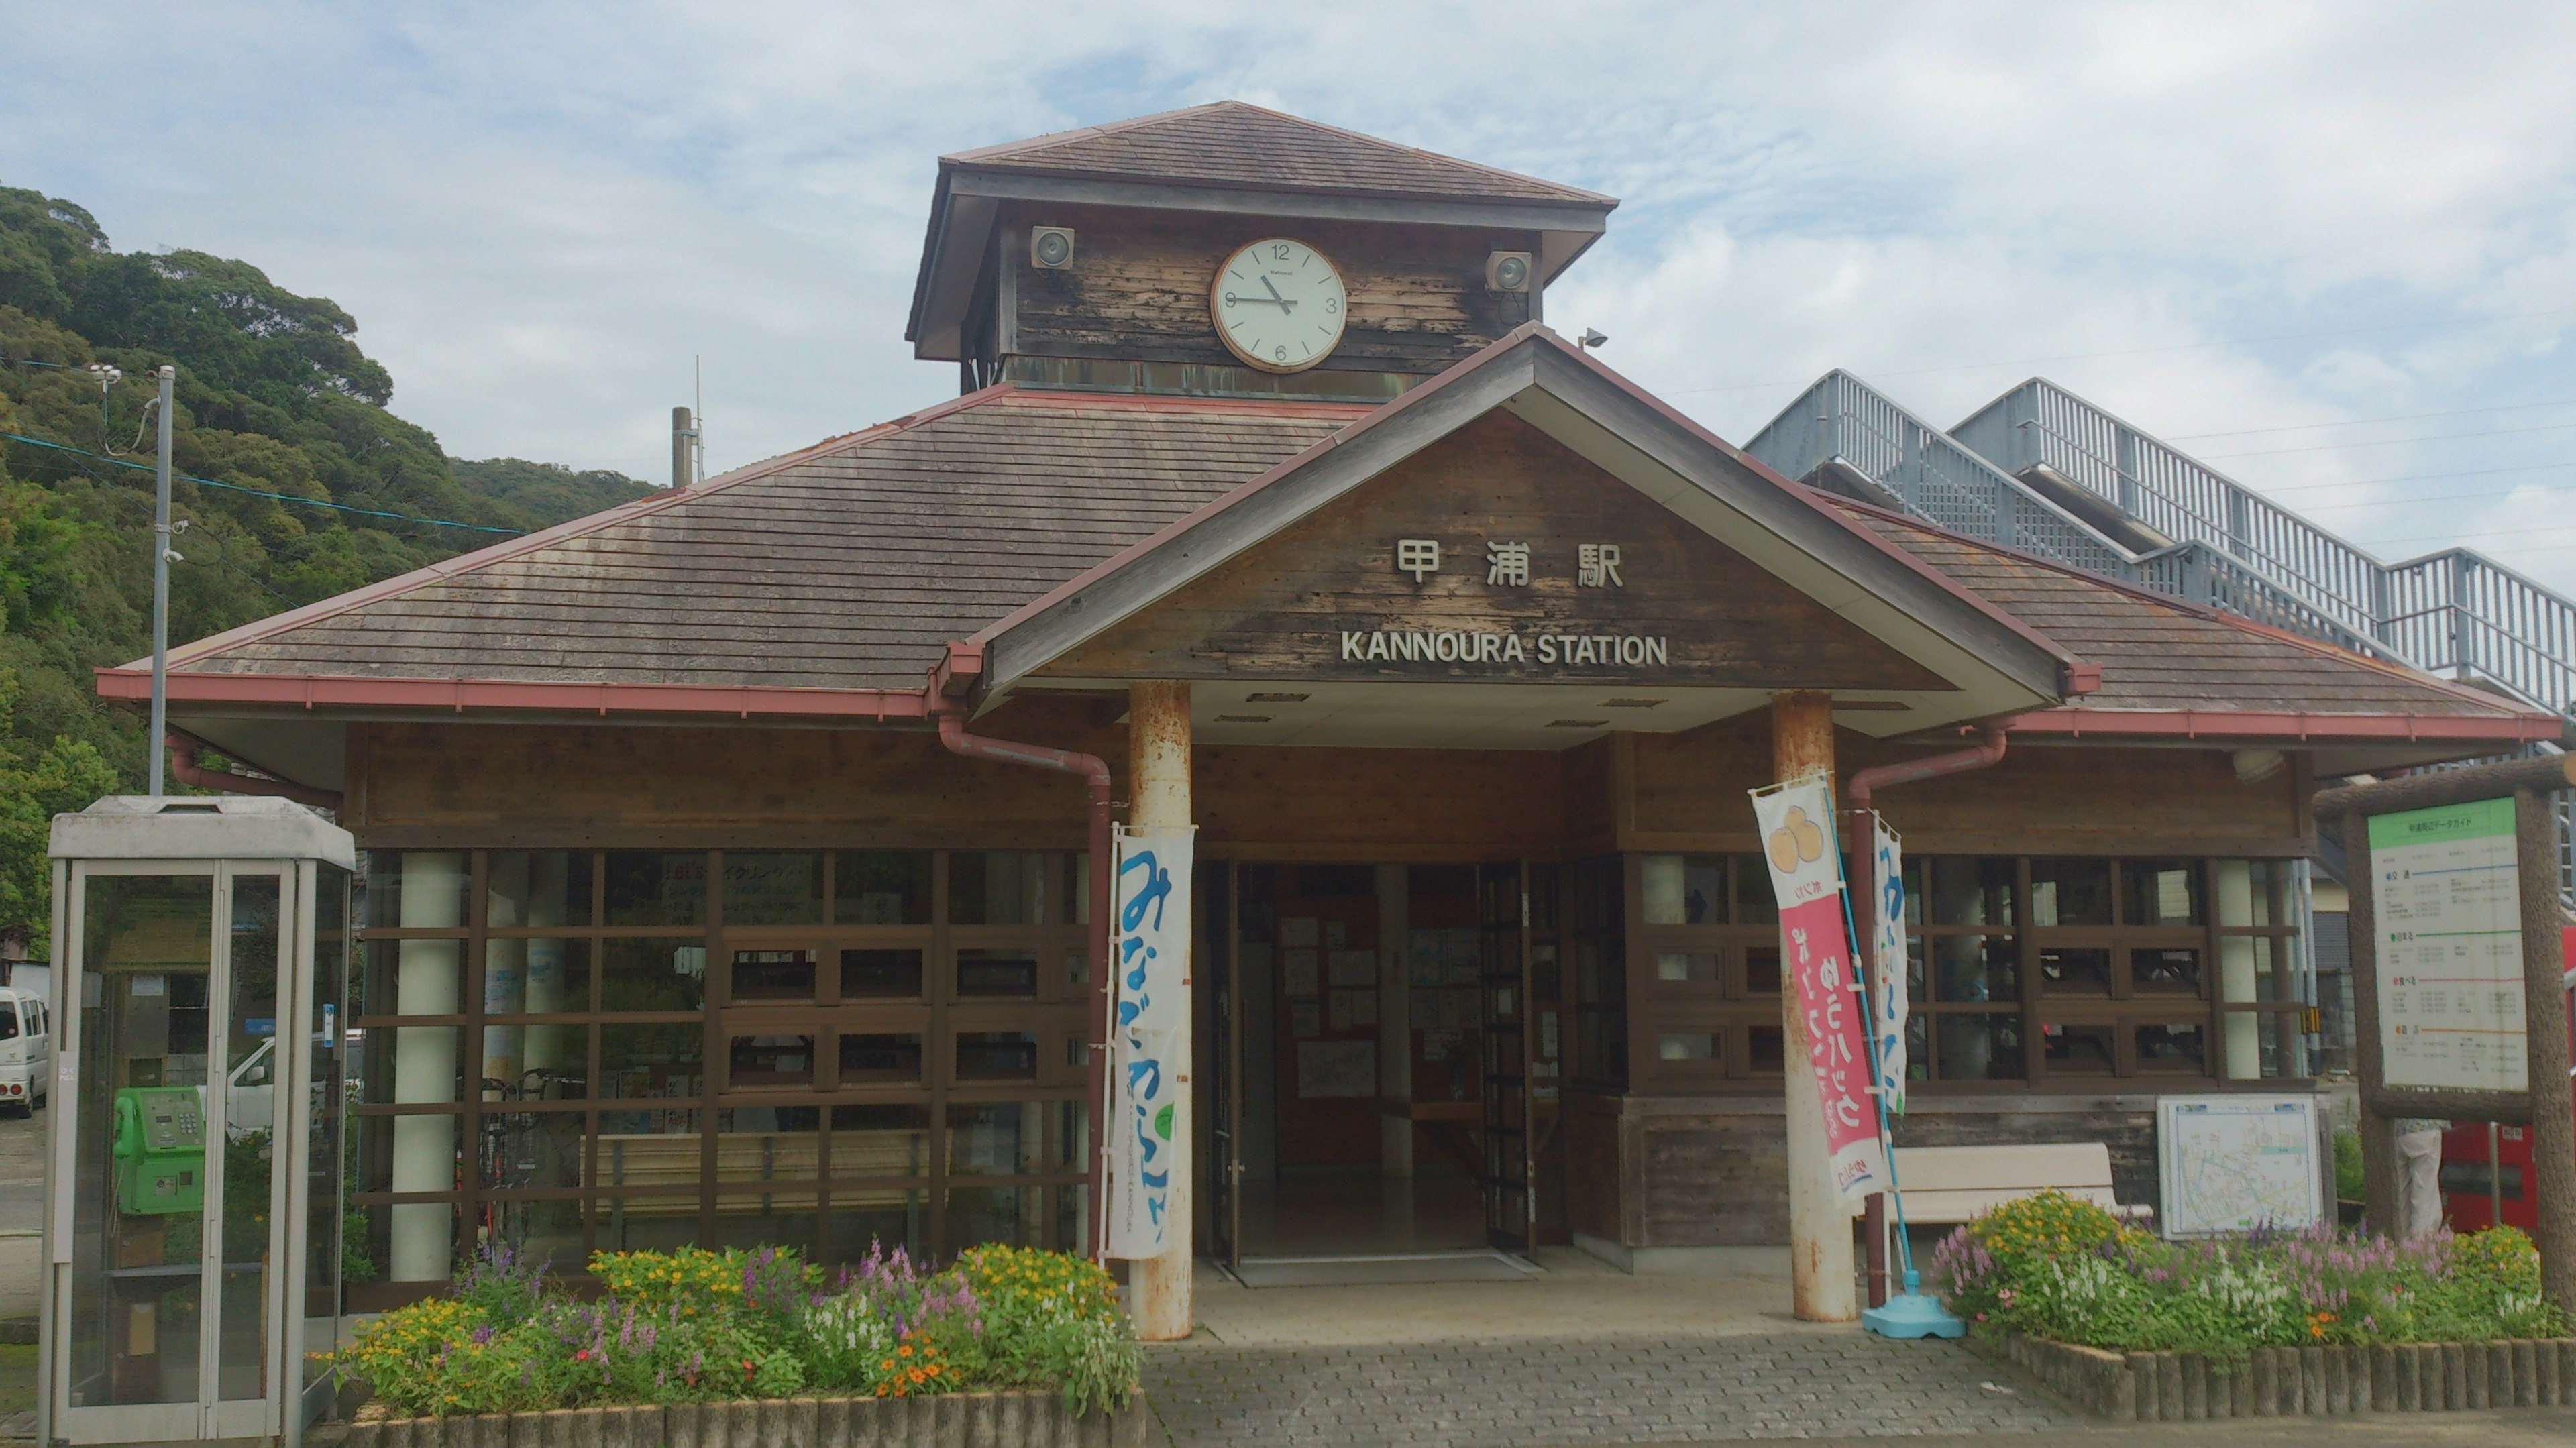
xmin=1887 ymin=1142 xmax=2151 ymax=1227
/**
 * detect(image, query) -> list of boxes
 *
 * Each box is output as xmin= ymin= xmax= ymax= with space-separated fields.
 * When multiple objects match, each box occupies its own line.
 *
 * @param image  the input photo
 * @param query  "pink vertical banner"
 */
xmin=1748 ymin=775 xmax=1887 ymax=1208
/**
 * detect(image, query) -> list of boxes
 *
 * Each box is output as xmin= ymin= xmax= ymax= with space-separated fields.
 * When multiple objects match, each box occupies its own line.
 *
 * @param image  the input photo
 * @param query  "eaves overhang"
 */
xmin=967 ymin=324 xmax=2086 ymax=734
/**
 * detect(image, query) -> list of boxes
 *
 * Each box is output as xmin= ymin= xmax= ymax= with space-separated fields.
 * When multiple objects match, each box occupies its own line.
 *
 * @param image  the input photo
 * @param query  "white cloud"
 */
xmin=6 ymin=0 xmax=2576 ymax=594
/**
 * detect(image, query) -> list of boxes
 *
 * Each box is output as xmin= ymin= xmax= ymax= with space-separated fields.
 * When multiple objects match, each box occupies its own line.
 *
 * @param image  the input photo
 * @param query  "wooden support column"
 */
xmin=1772 ymin=690 xmax=1857 ymax=1323
xmin=1128 ymin=679 xmax=1195 ymax=1341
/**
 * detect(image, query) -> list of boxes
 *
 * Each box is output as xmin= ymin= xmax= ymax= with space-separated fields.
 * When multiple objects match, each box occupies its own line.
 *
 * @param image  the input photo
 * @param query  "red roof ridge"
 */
xmin=1822 ymin=493 xmax=2548 ymax=721
xmin=119 ymin=383 xmax=1032 ymax=675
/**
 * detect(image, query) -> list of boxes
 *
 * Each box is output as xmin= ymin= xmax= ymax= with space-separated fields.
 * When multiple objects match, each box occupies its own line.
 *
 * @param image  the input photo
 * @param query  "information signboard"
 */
xmin=2368 ymin=797 xmax=2526 ymax=1093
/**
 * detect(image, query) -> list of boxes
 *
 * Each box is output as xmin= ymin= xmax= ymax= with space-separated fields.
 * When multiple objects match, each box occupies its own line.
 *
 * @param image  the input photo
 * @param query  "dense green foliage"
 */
xmin=1933 ymin=1190 xmax=2565 ymax=1365
xmin=335 ymin=1243 xmax=1142 ymax=1418
xmin=0 ymin=182 xmax=651 ymax=949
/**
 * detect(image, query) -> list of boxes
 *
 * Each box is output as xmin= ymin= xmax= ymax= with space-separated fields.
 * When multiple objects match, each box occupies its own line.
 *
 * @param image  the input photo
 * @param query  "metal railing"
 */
xmin=1743 ymin=371 xmax=2388 ymax=656
xmin=1953 ymin=378 xmax=2576 ymax=718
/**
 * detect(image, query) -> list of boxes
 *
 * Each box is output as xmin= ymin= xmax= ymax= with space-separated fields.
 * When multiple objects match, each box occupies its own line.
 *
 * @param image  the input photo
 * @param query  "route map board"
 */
xmin=2369 ymin=797 xmax=2526 ymax=1092
xmin=2157 ymin=1095 xmax=2324 ymax=1237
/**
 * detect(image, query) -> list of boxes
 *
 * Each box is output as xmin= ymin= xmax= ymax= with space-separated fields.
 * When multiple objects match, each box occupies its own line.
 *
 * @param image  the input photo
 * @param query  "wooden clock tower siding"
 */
xmin=993 ymin=203 xmax=1542 ymax=378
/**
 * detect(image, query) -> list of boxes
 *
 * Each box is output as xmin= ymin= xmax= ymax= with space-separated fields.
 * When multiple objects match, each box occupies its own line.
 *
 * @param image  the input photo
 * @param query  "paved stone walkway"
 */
xmin=1145 ymin=1333 xmax=2083 ymax=1446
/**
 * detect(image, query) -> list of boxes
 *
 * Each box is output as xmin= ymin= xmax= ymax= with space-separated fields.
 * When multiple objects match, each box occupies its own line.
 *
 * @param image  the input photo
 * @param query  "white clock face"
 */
xmin=1212 ymin=238 xmax=1348 ymax=373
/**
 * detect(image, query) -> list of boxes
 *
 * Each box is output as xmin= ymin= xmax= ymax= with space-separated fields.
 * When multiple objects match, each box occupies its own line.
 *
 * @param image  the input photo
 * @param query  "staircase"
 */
xmin=1743 ymin=368 xmax=2575 ymax=907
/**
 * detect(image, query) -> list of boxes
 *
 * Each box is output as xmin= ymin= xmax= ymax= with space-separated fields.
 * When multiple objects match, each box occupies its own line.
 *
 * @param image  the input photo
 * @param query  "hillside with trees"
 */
xmin=0 ymin=183 xmax=654 ymax=947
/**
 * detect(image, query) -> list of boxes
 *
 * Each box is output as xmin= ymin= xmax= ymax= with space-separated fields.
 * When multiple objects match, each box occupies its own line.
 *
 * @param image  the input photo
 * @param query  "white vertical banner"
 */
xmin=1106 ymin=824 xmax=1193 ymax=1260
xmin=1869 ymin=814 xmax=1907 ymax=1115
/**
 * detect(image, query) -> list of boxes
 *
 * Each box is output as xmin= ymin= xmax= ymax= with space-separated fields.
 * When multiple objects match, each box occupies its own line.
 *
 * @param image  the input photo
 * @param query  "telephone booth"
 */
xmin=42 ymin=797 xmax=354 ymax=1448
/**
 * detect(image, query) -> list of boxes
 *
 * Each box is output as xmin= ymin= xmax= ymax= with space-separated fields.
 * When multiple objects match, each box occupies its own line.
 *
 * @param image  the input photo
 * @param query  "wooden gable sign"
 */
xmin=1037 ymin=412 xmax=1951 ymax=692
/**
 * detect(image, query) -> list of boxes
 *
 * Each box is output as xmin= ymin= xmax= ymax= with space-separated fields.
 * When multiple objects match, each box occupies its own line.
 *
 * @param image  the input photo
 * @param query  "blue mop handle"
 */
xmin=1831 ymin=812 xmax=1921 ymax=1285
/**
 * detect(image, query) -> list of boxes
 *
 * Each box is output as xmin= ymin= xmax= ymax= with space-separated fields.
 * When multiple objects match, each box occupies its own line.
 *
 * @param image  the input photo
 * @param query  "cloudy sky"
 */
xmin=9 ymin=2 xmax=2576 ymax=589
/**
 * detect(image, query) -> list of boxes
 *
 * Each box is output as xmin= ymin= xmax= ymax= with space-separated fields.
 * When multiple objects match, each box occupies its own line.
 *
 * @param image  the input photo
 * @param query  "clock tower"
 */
xmin=906 ymin=102 xmax=1618 ymax=400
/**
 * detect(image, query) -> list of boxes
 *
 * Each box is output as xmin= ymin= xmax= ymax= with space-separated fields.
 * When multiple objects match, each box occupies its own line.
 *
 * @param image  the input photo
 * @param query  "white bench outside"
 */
xmin=1886 ymin=1141 xmax=2153 ymax=1227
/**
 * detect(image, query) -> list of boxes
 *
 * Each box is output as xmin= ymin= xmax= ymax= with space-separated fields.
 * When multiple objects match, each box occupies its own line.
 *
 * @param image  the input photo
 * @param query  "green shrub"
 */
xmin=1929 ymin=1196 xmax=2566 ymax=1365
xmin=333 ymin=1239 xmax=1140 ymax=1417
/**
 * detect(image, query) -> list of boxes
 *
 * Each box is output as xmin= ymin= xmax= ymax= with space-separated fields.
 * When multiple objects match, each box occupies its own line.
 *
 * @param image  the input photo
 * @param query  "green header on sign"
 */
xmin=2367 ymin=796 xmax=2515 ymax=850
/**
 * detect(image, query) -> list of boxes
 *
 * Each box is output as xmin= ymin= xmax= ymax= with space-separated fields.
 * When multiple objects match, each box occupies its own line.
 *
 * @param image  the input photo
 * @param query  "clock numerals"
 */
xmin=1215 ymin=239 xmax=1344 ymax=374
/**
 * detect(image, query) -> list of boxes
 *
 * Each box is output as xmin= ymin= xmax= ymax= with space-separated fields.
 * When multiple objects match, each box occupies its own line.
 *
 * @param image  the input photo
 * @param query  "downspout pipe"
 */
xmin=166 ymin=730 xmax=345 ymax=812
xmin=934 ymin=706 xmax=1116 ymax=1259
xmin=1845 ymin=724 xmax=2008 ymax=1308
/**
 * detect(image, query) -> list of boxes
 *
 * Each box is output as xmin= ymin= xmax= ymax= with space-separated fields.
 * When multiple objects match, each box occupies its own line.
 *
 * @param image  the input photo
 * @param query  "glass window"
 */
xmin=595 ymin=1110 xmax=701 ymax=1188
xmin=947 ymin=1186 xmax=1043 ymax=1250
xmin=1911 ymin=858 xmax=2015 ymax=928
xmin=485 ymin=852 xmax=592 ymax=929
xmin=834 ymin=851 xmax=932 ymax=925
xmin=830 ymin=1105 xmax=929 ymax=1178
xmin=2135 ymin=1023 xmax=2205 ymax=1072
xmin=1656 ymin=1031 xmax=1719 ymax=1063
xmin=1934 ymin=1013 xmax=2023 ymax=1080
xmin=729 ymin=948 xmax=815 ymax=1001
xmin=1654 ymin=952 xmax=1717 ymax=983
xmin=1053 ymin=1101 xmax=1089 ymax=1172
xmin=841 ymin=948 xmax=924 ymax=999
xmin=722 ymin=853 xmax=824 ymax=926
xmin=955 ymin=1031 xmax=1038 ymax=1080
xmin=600 ymin=938 xmax=706 ymax=1012
xmin=604 ymin=852 xmax=706 ymax=927
xmin=1746 ymin=1025 xmax=1784 ymax=1074
xmin=956 ymin=948 xmax=1039 ymax=998
xmin=710 ymin=1190 xmax=818 ymax=1253
xmin=838 ymin=1033 xmax=924 ymax=1084
xmin=592 ymin=1194 xmax=698 ymax=1253
xmin=1743 ymin=946 xmax=1781 ymax=995
xmin=2039 ymin=946 xmax=2112 ymax=996
xmin=367 ymin=851 xmax=470 ymax=930
xmin=2029 ymin=859 xmax=2112 ymax=926
xmin=1730 ymin=856 xmax=1778 ymax=924
xmin=484 ymin=938 xmax=592 ymax=1015
xmin=480 ymin=1111 xmax=586 ymax=1192
xmin=2131 ymin=948 xmax=2202 ymax=995
xmin=2123 ymin=860 xmax=2203 ymax=926
xmin=599 ymin=1025 xmax=701 ymax=1101
xmin=1639 ymin=854 xmax=1723 ymax=925
xmin=826 ymin=1187 xmax=925 ymax=1262
xmin=947 ymin=1102 xmax=1042 ymax=1175
xmin=716 ymin=1105 xmax=820 ymax=1181
xmin=951 ymin=852 xmax=1076 ymax=925
xmin=728 ymin=1034 xmax=814 ymax=1088
xmin=1924 ymin=936 xmax=2015 ymax=1003
xmin=2043 ymin=1023 xmax=2116 ymax=1074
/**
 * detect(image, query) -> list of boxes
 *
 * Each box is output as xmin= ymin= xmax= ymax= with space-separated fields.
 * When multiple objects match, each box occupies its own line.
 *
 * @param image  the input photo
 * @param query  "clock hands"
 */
xmin=1260 ymin=275 xmax=1298 ymax=312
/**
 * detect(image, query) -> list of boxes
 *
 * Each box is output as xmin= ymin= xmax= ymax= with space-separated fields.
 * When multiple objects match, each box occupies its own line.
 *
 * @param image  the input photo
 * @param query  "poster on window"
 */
xmin=1870 ymin=814 xmax=1908 ymax=1115
xmin=1747 ymin=775 xmax=1887 ymax=1209
xmin=1107 ymin=824 xmax=1193 ymax=1260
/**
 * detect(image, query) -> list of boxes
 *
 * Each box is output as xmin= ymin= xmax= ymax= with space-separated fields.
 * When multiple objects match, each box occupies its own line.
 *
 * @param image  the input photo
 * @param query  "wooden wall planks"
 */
xmin=1041 ymin=412 xmax=1953 ymax=692
xmin=999 ymin=203 xmax=1536 ymax=375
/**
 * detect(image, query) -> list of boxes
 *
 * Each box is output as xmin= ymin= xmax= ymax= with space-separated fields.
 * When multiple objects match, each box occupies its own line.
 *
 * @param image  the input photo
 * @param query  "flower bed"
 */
xmin=1932 ymin=1190 xmax=2574 ymax=1419
xmin=333 ymin=1241 xmax=1144 ymax=1421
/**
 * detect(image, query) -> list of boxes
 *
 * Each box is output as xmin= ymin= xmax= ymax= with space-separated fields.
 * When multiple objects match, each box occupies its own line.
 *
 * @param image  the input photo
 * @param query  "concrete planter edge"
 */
xmin=344 ymin=1390 xmax=1155 ymax=1448
xmin=1969 ymin=1333 xmax=2574 ymax=1420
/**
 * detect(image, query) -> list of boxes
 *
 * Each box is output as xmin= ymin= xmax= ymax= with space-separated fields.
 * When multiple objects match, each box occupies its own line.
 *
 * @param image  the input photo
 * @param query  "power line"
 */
xmin=2192 ymin=418 xmax=2576 ymax=460
xmin=1664 ymin=304 xmax=2576 ymax=397
xmin=0 ymin=431 xmax=523 ymax=535
xmin=2161 ymin=395 xmax=2576 ymax=441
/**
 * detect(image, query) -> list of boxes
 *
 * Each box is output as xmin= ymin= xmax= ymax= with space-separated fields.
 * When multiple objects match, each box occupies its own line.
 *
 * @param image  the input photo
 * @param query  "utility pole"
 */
xmin=146 ymin=364 xmax=175 ymax=798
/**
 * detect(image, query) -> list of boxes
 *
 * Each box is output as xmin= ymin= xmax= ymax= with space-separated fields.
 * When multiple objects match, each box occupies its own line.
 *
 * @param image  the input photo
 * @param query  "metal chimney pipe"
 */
xmin=671 ymin=406 xmax=696 ymax=490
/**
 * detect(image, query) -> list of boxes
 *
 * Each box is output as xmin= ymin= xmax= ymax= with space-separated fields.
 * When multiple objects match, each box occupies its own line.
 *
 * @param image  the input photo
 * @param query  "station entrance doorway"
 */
xmin=1201 ymin=862 xmax=1566 ymax=1276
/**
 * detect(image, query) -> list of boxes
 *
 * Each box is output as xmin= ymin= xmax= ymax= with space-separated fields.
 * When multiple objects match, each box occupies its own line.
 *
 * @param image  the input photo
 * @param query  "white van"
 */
xmin=0 ymin=986 xmax=50 ymax=1115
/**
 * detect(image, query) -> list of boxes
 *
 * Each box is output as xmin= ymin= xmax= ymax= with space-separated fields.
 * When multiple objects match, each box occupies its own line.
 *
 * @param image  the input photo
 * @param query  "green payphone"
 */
xmin=111 ymin=1087 xmax=206 ymax=1217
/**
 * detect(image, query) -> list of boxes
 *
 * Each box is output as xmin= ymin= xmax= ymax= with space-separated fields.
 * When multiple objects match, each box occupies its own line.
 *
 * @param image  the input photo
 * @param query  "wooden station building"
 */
xmin=103 ymin=103 xmax=2563 ymax=1314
